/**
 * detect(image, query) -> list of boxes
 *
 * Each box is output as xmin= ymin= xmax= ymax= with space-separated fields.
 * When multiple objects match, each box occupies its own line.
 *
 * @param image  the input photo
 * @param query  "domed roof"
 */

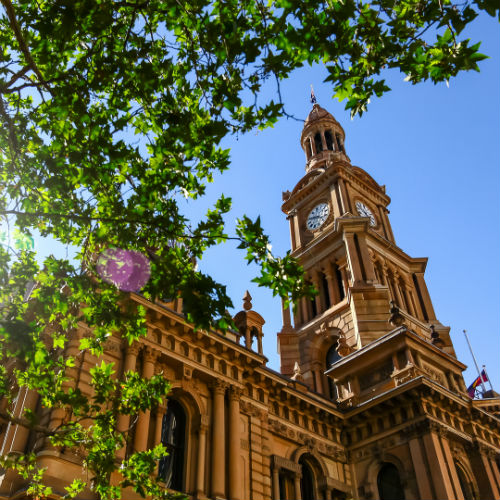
xmin=304 ymin=103 xmax=339 ymax=127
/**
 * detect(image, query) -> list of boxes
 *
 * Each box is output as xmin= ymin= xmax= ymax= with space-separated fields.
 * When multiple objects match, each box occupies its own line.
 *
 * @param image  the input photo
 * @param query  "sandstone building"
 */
xmin=1 ymin=104 xmax=500 ymax=500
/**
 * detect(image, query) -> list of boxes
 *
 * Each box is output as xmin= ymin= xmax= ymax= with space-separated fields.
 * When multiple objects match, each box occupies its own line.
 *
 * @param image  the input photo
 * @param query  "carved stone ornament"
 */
xmin=183 ymin=364 xmax=192 ymax=380
xmin=430 ymin=324 xmax=445 ymax=348
xmin=291 ymin=361 xmax=304 ymax=382
xmin=388 ymin=300 xmax=405 ymax=327
xmin=336 ymin=335 xmax=354 ymax=357
xmin=124 ymin=341 xmax=141 ymax=357
xmin=391 ymin=363 xmax=418 ymax=386
xmin=211 ymin=379 xmax=228 ymax=394
xmin=229 ymin=386 xmax=243 ymax=401
xmin=240 ymin=400 xmax=263 ymax=418
xmin=103 ymin=338 xmax=122 ymax=356
xmin=143 ymin=345 xmax=158 ymax=363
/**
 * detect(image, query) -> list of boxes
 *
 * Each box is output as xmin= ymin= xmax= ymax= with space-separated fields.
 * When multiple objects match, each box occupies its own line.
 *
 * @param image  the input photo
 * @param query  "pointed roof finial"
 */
xmin=242 ymin=290 xmax=252 ymax=311
xmin=291 ymin=361 xmax=304 ymax=381
xmin=310 ymin=84 xmax=317 ymax=104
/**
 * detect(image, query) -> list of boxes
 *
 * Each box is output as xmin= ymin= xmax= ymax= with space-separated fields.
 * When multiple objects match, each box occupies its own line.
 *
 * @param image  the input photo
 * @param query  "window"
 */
xmin=321 ymin=273 xmax=331 ymax=309
xmin=377 ymin=463 xmax=405 ymax=500
xmin=326 ymin=344 xmax=341 ymax=367
xmin=314 ymin=132 xmax=323 ymax=153
xmin=159 ymin=400 xmax=186 ymax=491
xmin=278 ymin=472 xmax=290 ymax=500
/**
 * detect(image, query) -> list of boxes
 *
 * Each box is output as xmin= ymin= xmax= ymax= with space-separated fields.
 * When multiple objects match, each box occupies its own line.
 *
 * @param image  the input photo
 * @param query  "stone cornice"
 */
xmin=282 ymin=161 xmax=389 ymax=214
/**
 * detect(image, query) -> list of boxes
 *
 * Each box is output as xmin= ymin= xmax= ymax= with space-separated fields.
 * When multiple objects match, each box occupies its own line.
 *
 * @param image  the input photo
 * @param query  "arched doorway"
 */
xmin=158 ymin=399 xmax=186 ymax=491
xmin=377 ymin=462 xmax=405 ymax=500
xmin=455 ymin=461 xmax=475 ymax=500
xmin=299 ymin=455 xmax=316 ymax=500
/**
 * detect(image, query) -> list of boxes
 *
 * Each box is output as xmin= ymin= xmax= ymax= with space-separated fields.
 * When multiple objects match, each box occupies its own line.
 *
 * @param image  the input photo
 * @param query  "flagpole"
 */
xmin=482 ymin=364 xmax=494 ymax=393
xmin=463 ymin=329 xmax=488 ymax=397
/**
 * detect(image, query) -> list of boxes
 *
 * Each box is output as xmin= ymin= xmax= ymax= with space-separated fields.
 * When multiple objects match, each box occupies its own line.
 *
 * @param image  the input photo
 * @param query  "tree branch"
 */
xmin=0 ymin=0 xmax=50 ymax=91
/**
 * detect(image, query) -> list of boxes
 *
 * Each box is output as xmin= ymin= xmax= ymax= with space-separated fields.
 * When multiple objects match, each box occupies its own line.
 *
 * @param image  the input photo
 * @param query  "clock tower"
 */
xmin=278 ymin=103 xmax=455 ymax=394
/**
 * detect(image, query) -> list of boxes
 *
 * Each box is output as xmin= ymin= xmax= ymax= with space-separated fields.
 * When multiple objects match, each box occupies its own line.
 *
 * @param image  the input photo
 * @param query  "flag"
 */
xmin=467 ymin=369 xmax=488 ymax=398
xmin=310 ymin=85 xmax=317 ymax=104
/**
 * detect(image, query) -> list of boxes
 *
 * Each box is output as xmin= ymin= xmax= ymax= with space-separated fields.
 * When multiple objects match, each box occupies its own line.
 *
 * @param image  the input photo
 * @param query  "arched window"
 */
xmin=299 ymin=456 xmax=315 ymax=500
xmin=159 ymin=400 xmax=186 ymax=491
xmin=455 ymin=461 xmax=475 ymax=500
xmin=326 ymin=344 xmax=341 ymax=367
xmin=377 ymin=462 xmax=405 ymax=500
xmin=314 ymin=132 xmax=323 ymax=153
xmin=325 ymin=130 xmax=334 ymax=150
xmin=326 ymin=345 xmax=341 ymax=400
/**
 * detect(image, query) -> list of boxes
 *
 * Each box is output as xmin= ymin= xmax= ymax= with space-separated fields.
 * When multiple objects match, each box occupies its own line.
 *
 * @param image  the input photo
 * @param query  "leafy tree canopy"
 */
xmin=0 ymin=0 xmax=497 ymax=497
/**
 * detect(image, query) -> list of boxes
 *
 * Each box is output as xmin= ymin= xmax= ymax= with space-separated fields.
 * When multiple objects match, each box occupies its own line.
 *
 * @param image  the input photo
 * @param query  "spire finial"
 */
xmin=291 ymin=361 xmax=304 ymax=381
xmin=242 ymin=290 xmax=252 ymax=311
xmin=310 ymin=84 xmax=317 ymax=104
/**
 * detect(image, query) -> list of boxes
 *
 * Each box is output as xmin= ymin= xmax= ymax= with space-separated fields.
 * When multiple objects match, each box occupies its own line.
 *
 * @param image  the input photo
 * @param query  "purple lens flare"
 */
xmin=96 ymin=248 xmax=151 ymax=292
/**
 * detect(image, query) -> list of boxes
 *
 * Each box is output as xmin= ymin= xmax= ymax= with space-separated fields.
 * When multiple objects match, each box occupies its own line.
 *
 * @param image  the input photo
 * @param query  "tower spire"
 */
xmin=300 ymin=102 xmax=348 ymax=171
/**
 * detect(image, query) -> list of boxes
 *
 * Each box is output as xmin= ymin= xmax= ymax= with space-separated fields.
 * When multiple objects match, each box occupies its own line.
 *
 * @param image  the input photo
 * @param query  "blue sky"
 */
xmin=193 ymin=12 xmax=500 ymax=392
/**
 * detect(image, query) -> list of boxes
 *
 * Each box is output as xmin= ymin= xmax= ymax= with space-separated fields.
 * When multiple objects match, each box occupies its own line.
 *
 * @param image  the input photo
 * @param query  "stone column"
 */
xmin=6 ymin=388 xmax=39 ymax=454
xmin=343 ymin=233 xmax=364 ymax=286
xmin=414 ymin=273 xmax=437 ymax=321
xmin=196 ymin=418 xmax=209 ymax=497
xmin=134 ymin=347 xmax=156 ymax=452
xmin=257 ymin=332 xmax=263 ymax=355
xmin=325 ymin=264 xmax=340 ymax=305
xmin=294 ymin=473 xmax=302 ymax=500
xmin=117 ymin=342 xmax=140 ymax=459
xmin=228 ymin=387 xmax=243 ymax=500
xmin=355 ymin=233 xmax=376 ymax=282
xmin=320 ymin=131 xmax=328 ymax=151
xmin=312 ymin=272 xmax=323 ymax=313
xmin=154 ymin=404 xmax=167 ymax=475
xmin=330 ymin=183 xmax=342 ymax=218
xmin=422 ymin=424 xmax=455 ymax=499
xmin=488 ymin=450 xmax=500 ymax=493
xmin=402 ymin=281 xmax=415 ymax=316
xmin=154 ymin=404 xmax=166 ymax=446
xmin=476 ymin=446 xmax=500 ymax=499
xmin=408 ymin=436 xmax=433 ymax=500
xmin=300 ymin=297 xmax=309 ymax=324
xmin=337 ymin=178 xmax=351 ymax=213
xmin=292 ymin=211 xmax=301 ymax=249
xmin=310 ymin=134 xmax=317 ymax=155
xmin=393 ymin=271 xmax=406 ymax=309
xmin=288 ymin=214 xmax=298 ymax=251
xmin=281 ymin=297 xmax=293 ymax=330
xmin=211 ymin=380 xmax=227 ymax=499
xmin=272 ymin=467 xmax=280 ymax=500
xmin=312 ymin=363 xmax=324 ymax=395
xmin=439 ymin=434 xmax=465 ymax=500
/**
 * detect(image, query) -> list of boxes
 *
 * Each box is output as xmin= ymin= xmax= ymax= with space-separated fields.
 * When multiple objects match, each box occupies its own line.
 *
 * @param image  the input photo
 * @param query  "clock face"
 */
xmin=355 ymin=201 xmax=376 ymax=226
xmin=306 ymin=202 xmax=330 ymax=231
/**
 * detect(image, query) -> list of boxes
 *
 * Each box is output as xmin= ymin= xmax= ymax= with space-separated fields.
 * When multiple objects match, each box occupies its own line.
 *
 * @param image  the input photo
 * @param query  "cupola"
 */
xmin=300 ymin=104 xmax=349 ymax=172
